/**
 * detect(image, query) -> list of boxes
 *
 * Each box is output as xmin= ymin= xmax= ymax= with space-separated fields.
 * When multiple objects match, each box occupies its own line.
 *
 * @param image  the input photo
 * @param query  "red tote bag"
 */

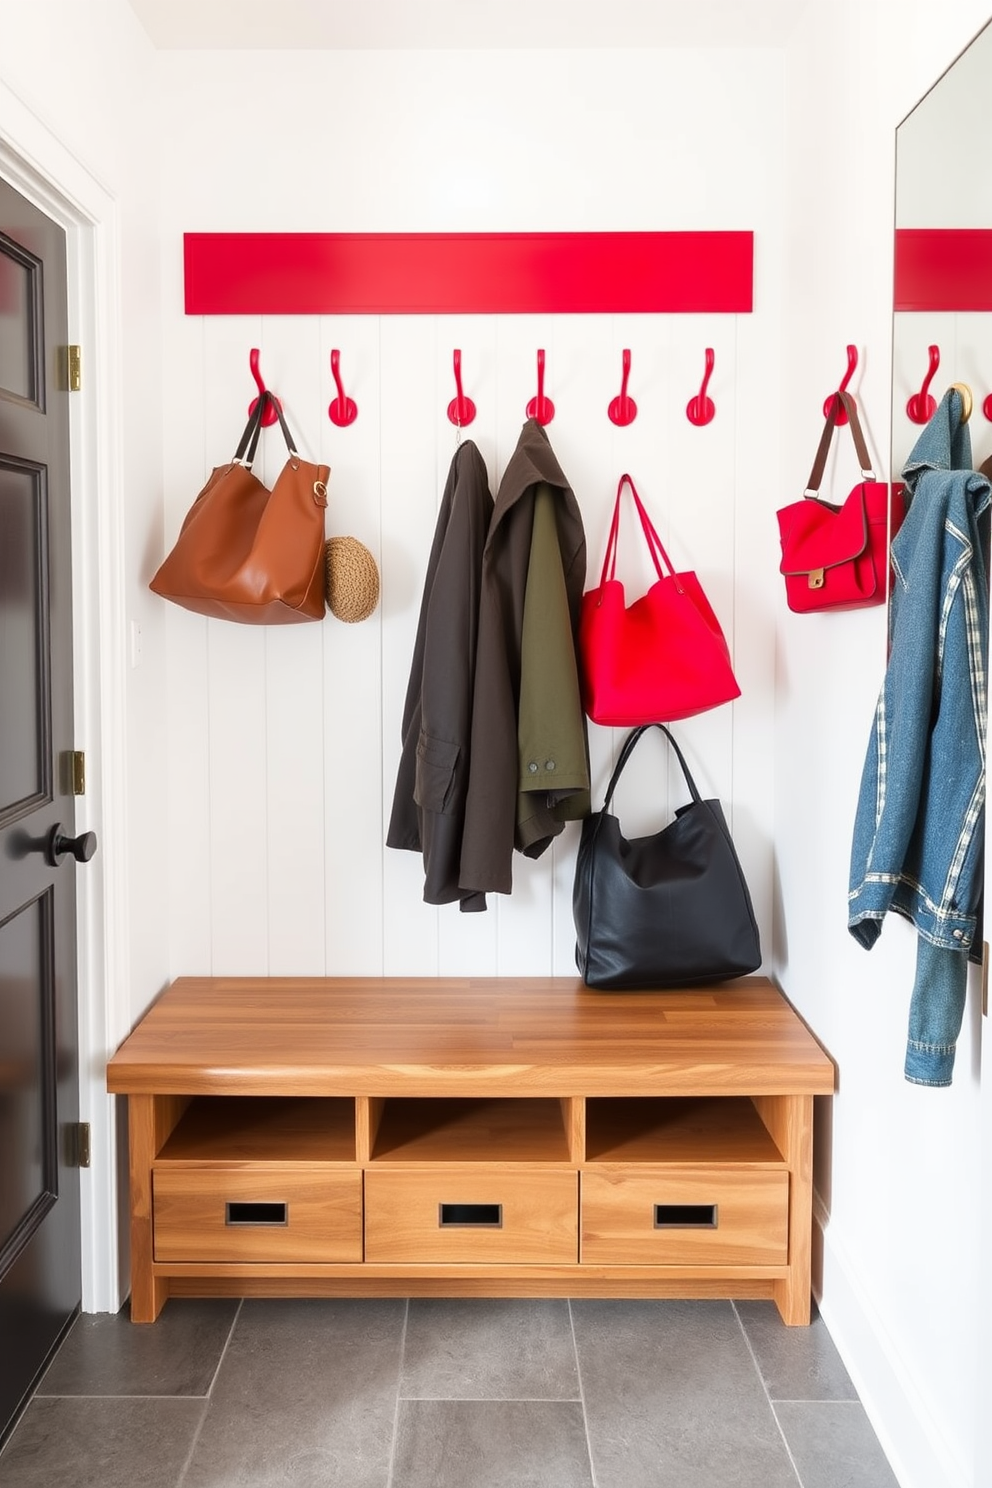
xmin=578 ymin=474 xmax=741 ymax=727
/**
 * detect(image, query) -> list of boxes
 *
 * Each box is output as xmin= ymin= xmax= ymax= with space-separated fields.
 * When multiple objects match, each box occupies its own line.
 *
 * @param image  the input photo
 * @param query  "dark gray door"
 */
xmin=0 ymin=176 xmax=82 ymax=1443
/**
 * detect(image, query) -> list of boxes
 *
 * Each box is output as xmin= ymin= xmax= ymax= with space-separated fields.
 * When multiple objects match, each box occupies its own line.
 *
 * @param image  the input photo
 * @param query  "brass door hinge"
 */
xmin=69 ymin=1121 xmax=91 ymax=1168
xmin=67 ymin=344 xmax=82 ymax=392
xmin=70 ymin=750 xmax=85 ymax=796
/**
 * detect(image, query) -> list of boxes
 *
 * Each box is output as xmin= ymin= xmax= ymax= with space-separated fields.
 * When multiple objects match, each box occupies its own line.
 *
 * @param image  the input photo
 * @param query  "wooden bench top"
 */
xmin=106 ymin=976 xmax=835 ymax=1099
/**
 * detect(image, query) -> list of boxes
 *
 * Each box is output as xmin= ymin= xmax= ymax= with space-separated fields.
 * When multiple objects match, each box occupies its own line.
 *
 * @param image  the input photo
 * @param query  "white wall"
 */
xmin=0 ymin=0 xmax=166 ymax=1307
xmin=779 ymin=5 xmax=992 ymax=1488
xmin=156 ymin=47 xmax=785 ymax=980
xmin=0 ymin=0 xmax=167 ymax=1025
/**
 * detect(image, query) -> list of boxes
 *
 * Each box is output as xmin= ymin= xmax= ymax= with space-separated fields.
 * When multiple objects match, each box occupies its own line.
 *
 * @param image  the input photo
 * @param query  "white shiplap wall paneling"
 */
xmin=732 ymin=309 xmax=779 ymax=974
xmin=319 ymin=315 xmax=385 ymax=975
xmin=256 ymin=315 xmax=326 ymax=975
xmin=162 ymin=309 xmax=212 ymax=976
xmin=166 ymin=303 xmax=770 ymax=978
xmin=203 ymin=315 xmax=271 ymax=974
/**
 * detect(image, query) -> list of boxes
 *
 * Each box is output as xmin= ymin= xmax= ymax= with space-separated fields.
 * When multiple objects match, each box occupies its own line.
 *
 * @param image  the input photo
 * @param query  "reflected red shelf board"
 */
xmin=183 ymin=231 xmax=753 ymax=315
xmin=894 ymin=229 xmax=992 ymax=311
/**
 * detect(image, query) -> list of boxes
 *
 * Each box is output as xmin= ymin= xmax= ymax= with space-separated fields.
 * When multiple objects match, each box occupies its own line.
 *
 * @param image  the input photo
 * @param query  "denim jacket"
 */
xmin=848 ymin=389 xmax=990 ymax=1085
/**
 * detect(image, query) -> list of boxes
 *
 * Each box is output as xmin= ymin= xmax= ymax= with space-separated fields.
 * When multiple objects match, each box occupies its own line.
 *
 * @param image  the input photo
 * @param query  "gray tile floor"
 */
xmin=0 ymin=1296 xmax=900 ymax=1487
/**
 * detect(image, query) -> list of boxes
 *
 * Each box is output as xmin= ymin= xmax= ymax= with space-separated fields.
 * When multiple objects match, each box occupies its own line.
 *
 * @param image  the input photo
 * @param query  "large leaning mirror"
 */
xmin=891 ymin=18 xmax=992 ymax=1087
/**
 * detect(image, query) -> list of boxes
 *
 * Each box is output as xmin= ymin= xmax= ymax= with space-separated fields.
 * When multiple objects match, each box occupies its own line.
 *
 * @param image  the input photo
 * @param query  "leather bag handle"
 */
xmin=233 ymin=391 xmax=302 ymax=471
xmin=805 ymin=390 xmax=875 ymax=496
xmin=601 ymin=723 xmax=704 ymax=812
xmin=598 ymin=474 xmax=684 ymax=595
xmin=233 ymin=395 xmax=268 ymax=467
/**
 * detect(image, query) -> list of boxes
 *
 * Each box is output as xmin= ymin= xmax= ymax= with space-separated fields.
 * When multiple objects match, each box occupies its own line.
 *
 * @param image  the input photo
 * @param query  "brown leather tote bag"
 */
xmin=150 ymin=392 xmax=329 ymax=623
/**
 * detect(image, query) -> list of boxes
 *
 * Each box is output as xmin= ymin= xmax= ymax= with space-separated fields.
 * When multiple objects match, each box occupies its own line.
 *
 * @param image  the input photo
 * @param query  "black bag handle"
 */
xmin=232 ymin=391 xmax=301 ymax=470
xmin=601 ymin=723 xmax=704 ymax=812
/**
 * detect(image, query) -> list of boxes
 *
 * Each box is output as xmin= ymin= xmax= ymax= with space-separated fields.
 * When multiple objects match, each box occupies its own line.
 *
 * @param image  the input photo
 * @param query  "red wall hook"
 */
xmin=328 ymin=349 xmax=358 ymax=427
xmin=823 ymin=344 xmax=858 ymax=424
xmin=907 ymin=344 xmax=940 ymax=424
xmin=447 ymin=349 xmax=476 ymax=430
xmin=608 ymin=348 xmax=637 ymax=426
xmin=686 ymin=347 xmax=716 ymax=426
xmin=526 ymin=348 xmax=555 ymax=425
xmin=248 ymin=347 xmax=280 ymax=427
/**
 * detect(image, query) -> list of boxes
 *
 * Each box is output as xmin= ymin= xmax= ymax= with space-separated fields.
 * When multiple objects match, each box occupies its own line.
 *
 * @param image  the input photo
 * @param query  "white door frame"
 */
xmin=0 ymin=80 xmax=131 ymax=1313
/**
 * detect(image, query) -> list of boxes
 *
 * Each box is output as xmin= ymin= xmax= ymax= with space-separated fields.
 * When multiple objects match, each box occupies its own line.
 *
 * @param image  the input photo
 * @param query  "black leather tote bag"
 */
xmin=573 ymin=723 xmax=761 ymax=990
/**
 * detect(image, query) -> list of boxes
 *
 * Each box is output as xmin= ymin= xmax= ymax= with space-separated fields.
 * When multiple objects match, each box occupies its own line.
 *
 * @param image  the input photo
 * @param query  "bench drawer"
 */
xmin=364 ymin=1169 xmax=577 ymax=1264
xmin=581 ymin=1167 xmax=788 ymax=1266
xmin=153 ymin=1167 xmax=362 ymax=1263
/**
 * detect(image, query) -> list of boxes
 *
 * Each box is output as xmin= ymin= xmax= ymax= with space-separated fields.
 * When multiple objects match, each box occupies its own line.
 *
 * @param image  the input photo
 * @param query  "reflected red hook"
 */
xmin=248 ymin=347 xmax=280 ymax=427
xmin=526 ymin=348 xmax=555 ymax=426
xmin=608 ymin=348 xmax=636 ymax=426
xmin=328 ymin=349 xmax=358 ymax=427
xmin=823 ymin=344 xmax=858 ymax=424
xmin=907 ymin=344 xmax=940 ymax=424
xmin=686 ymin=348 xmax=716 ymax=426
xmin=446 ymin=349 xmax=476 ymax=429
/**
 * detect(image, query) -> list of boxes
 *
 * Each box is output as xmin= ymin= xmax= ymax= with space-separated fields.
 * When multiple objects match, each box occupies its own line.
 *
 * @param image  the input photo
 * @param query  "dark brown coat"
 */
xmin=386 ymin=440 xmax=493 ymax=911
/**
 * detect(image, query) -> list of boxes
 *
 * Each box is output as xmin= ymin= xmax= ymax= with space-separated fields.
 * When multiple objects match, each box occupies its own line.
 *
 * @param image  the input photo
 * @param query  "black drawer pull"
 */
xmin=438 ymin=1202 xmax=503 ymax=1228
xmin=654 ymin=1203 xmax=718 ymax=1229
xmin=225 ymin=1201 xmax=288 ymax=1226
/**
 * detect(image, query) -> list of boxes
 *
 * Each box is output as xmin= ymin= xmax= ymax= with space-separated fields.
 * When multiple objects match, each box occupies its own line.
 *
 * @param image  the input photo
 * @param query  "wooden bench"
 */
xmin=106 ymin=975 xmax=835 ymax=1325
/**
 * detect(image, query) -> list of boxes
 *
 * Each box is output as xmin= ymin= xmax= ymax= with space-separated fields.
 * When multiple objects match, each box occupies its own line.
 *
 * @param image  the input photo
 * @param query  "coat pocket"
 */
xmin=414 ymin=733 xmax=460 ymax=815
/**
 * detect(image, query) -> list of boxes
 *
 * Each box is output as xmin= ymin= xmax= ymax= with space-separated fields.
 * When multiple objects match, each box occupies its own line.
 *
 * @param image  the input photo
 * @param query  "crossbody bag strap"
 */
xmin=805 ymin=390 xmax=876 ymax=497
xmin=601 ymin=723 xmax=705 ymax=812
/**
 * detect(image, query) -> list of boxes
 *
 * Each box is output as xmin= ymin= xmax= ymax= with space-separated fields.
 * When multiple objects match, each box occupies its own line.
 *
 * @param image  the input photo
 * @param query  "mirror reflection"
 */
xmin=894 ymin=19 xmax=992 ymax=471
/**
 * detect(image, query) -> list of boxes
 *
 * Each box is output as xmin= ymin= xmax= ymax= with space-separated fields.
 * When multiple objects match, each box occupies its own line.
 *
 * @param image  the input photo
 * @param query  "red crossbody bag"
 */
xmin=777 ymin=391 xmax=905 ymax=613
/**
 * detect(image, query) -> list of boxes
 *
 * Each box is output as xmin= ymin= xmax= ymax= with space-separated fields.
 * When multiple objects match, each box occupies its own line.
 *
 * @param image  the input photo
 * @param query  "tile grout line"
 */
xmin=175 ymin=1298 xmax=243 ymax=1488
xmin=730 ymin=1301 xmax=806 ymax=1488
xmin=33 ymin=1393 xmax=216 ymax=1402
xmin=397 ymin=1394 xmax=584 ymax=1402
xmin=384 ymin=1297 xmax=410 ymax=1488
xmin=568 ymin=1298 xmax=600 ymax=1488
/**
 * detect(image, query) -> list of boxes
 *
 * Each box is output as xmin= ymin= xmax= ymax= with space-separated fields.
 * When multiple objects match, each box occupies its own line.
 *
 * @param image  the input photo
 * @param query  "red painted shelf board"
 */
xmin=895 ymin=229 xmax=992 ymax=311
xmin=183 ymin=231 xmax=753 ymax=315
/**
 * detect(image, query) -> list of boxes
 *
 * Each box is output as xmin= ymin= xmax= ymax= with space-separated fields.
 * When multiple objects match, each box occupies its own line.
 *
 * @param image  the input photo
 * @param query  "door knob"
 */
xmin=46 ymin=824 xmax=98 ymax=866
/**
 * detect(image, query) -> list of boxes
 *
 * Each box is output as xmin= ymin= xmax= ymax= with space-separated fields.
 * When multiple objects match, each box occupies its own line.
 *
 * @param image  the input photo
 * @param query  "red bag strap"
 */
xmin=599 ymin=474 xmax=683 ymax=593
xmin=805 ymin=391 xmax=875 ymax=496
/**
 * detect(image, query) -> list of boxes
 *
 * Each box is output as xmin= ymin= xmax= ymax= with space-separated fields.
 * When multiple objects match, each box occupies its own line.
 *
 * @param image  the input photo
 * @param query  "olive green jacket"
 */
xmin=460 ymin=419 xmax=589 ymax=901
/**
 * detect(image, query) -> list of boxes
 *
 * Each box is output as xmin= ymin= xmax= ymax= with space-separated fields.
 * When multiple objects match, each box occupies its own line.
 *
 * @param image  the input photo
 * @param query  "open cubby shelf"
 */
xmin=369 ymin=1097 xmax=572 ymax=1165
xmin=584 ymin=1097 xmax=785 ymax=1166
xmin=158 ymin=1097 xmax=356 ymax=1164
